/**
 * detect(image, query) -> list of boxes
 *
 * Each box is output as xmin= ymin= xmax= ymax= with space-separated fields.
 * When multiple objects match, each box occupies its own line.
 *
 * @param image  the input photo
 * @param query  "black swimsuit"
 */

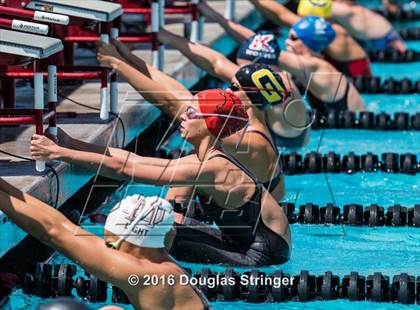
xmin=170 ymin=152 xmax=290 ymax=266
xmin=267 ymin=125 xmax=309 ymax=149
xmin=306 ymin=81 xmax=351 ymax=117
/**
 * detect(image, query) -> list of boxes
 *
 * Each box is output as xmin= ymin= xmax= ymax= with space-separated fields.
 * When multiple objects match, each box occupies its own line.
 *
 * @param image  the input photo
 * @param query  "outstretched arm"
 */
xmin=46 ymin=128 xmax=170 ymax=170
xmin=97 ymin=42 xmax=192 ymax=120
xmin=249 ymin=0 xmax=300 ymax=27
xmin=111 ymin=39 xmax=189 ymax=93
xmin=277 ymin=51 xmax=316 ymax=82
xmin=0 ymin=180 xmax=148 ymax=289
xmin=198 ymin=1 xmax=256 ymax=43
xmin=158 ymin=28 xmax=239 ymax=83
xmin=31 ymin=135 xmax=212 ymax=186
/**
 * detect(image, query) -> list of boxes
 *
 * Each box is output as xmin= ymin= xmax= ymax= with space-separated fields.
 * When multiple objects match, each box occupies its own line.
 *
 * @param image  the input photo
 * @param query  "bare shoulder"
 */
xmin=332 ymin=23 xmax=346 ymax=35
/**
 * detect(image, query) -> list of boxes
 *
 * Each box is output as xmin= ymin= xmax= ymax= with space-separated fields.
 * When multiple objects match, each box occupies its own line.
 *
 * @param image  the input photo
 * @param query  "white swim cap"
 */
xmin=104 ymin=195 xmax=174 ymax=248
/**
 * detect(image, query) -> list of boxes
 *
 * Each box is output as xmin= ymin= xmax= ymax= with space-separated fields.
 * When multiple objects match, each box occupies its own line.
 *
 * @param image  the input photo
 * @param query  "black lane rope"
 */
xmin=369 ymin=49 xmax=420 ymax=63
xmin=281 ymin=151 xmax=418 ymax=175
xmin=172 ymin=201 xmax=420 ymax=228
xmin=350 ymin=76 xmax=419 ymax=94
xmin=0 ymin=149 xmax=59 ymax=209
xmin=398 ymin=27 xmax=420 ymax=40
xmin=19 ymin=263 xmax=420 ymax=305
xmin=294 ymin=76 xmax=420 ymax=94
xmin=312 ymin=110 xmax=420 ymax=131
xmin=373 ymin=7 xmax=420 ymax=21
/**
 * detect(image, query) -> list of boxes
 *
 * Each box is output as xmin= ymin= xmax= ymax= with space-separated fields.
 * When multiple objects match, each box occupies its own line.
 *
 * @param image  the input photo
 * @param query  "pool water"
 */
xmin=6 ymin=8 xmax=420 ymax=310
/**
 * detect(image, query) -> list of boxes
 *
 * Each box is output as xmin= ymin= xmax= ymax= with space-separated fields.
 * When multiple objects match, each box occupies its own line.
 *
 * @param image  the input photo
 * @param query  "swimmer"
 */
xmin=248 ymin=0 xmax=372 ymax=77
xmin=0 ymin=178 xmax=212 ymax=310
xmin=157 ymin=28 xmax=310 ymax=150
xmin=94 ymin=39 xmax=296 ymax=201
xmin=238 ymin=15 xmax=365 ymax=117
xmin=297 ymin=0 xmax=406 ymax=52
xmin=282 ymin=16 xmax=365 ymax=115
xmin=30 ymin=90 xmax=291 ymax=266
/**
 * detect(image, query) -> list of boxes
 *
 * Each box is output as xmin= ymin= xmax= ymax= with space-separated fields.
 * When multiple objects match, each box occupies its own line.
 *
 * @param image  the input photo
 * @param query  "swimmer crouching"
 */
xmin=239 ymin=16 xmax=366 ymax=117
xmin=0 ymin=178 xmax=212 ymax=310
xmin=30 ymin=90 xmax=291 ymax=267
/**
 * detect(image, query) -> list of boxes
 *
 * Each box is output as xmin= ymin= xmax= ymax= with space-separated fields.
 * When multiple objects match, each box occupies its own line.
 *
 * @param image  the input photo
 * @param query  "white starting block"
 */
xmin=25 ymin=0 xmax=123 ymax=22
xmin=0 ymin=29 xmax=63 ymax=172
xmin=0 ymin=28 xmax=63 ymax=58
xmin=25 ymin=0 xmax=123 ymax=121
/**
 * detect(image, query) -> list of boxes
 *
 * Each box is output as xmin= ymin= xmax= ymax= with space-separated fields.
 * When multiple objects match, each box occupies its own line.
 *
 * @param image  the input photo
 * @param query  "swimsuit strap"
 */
xmin=181 ymin=268 xmax=213 ymax=310
xmin=246 ymin=129 xmax=278 ymax=155
xmin=207 ymin=152 xmax=260 ymax=187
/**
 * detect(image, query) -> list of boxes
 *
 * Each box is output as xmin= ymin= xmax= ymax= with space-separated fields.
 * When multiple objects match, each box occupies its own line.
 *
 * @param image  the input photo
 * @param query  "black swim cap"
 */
xmin=37 ymin=297 xmax=91 ymax=310
xmin=234 ymin=64 xmax=289 ymax=110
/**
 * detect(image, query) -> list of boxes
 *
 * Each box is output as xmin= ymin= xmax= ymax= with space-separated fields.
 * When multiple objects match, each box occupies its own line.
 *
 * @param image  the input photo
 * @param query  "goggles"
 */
xmin=185 ymin=106 xmax=249 ymax=123
xmin=288 ymin=33 xmax=300 ymax=41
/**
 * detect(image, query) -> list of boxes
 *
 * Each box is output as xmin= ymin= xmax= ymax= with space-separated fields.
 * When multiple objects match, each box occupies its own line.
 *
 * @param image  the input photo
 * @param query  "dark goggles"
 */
xmin=288 ymin=33 xmax=299 ymax=41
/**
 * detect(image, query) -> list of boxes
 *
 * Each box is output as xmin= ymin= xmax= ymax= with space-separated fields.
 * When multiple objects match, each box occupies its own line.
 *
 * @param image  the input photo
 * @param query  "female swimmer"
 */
xmin=297 ymin=0 xmax=406 ymax=52
xmin=93 ymin=40 xmax=304 ymax=200
xmin=0 ymin=178 xmax=212 ymax=310
xmin=30 ymin=90 xmax=291 ymax=266
xmin=248 ymin=0 xmax=372 ymax=77
xmin=237 ymin=16 xmax=365 ymax=117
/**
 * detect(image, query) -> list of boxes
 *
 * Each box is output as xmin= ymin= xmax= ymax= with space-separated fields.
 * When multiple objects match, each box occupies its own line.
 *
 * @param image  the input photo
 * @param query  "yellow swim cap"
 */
xmin=298 ymin=0 xmax=333 ymax=18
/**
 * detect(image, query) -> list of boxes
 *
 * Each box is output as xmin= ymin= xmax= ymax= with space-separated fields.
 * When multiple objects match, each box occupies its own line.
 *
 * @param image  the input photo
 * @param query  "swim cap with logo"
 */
xmin=196 ymin=89 xmax=248 ymax=138
xmin=235 ymin=64 xmax=289 ymax=110
xmin=105 ymin=195 xmax=174 ymax=249
xmin=292 ymin=16 xmax=336 ymax=52
xmin=237 ymin=31 xmax=280 ymax=65
xmin=298 ymin=0 xmax=333 ymax=18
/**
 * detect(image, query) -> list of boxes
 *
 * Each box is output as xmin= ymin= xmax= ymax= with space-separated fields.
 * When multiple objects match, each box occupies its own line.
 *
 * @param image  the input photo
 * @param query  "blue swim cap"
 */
xmin=292 ymin=16 xmax=336 ymax=52
xmin=237 ymin=31 xmax=280 ymax=65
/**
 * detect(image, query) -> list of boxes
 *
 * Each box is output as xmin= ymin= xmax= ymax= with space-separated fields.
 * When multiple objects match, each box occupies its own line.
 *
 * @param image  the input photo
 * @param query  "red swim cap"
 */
xmin=196 ymin=89 xmax=249 ymax=138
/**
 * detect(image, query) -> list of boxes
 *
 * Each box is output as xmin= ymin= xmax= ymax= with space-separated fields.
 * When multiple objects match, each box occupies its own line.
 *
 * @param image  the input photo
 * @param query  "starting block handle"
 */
xmin=100 ymin=34 xmax=110 ymax=121
xmin=33 ymin=11 xmax=69 ymax=25
xmin=224 ymin=0 xmax=235 ymax=21
xmin=110 ymin=28 xmax=119 ymax=115
xmin=34 ymin=72 xmax=46 ymax=172
xmin=11 ymin=19 xmax=49 ymax=35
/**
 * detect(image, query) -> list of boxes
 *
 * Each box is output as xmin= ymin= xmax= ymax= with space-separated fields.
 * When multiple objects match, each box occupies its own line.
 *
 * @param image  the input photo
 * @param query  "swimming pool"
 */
xmin=5 ymin=6 xmax=420 ymax=310
xmin=7 ymin=69 xmax=419 ymax=310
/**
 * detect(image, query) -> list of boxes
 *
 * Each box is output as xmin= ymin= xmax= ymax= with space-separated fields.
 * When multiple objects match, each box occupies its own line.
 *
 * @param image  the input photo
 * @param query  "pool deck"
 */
xmin=0 ymin=1 xmax=264 ymax=257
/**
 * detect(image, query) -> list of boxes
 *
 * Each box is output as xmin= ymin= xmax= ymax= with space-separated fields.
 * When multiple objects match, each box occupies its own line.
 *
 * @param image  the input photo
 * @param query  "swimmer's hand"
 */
xmin=30 ymin=134 xmax=62 ymax=161
xmin=96 ymin=41 xmax=123 ymax=69
xmin=44 ymin=127 xmax=73 ymax=148
xmin=110 ymin=38 xmax=132 ymax=59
